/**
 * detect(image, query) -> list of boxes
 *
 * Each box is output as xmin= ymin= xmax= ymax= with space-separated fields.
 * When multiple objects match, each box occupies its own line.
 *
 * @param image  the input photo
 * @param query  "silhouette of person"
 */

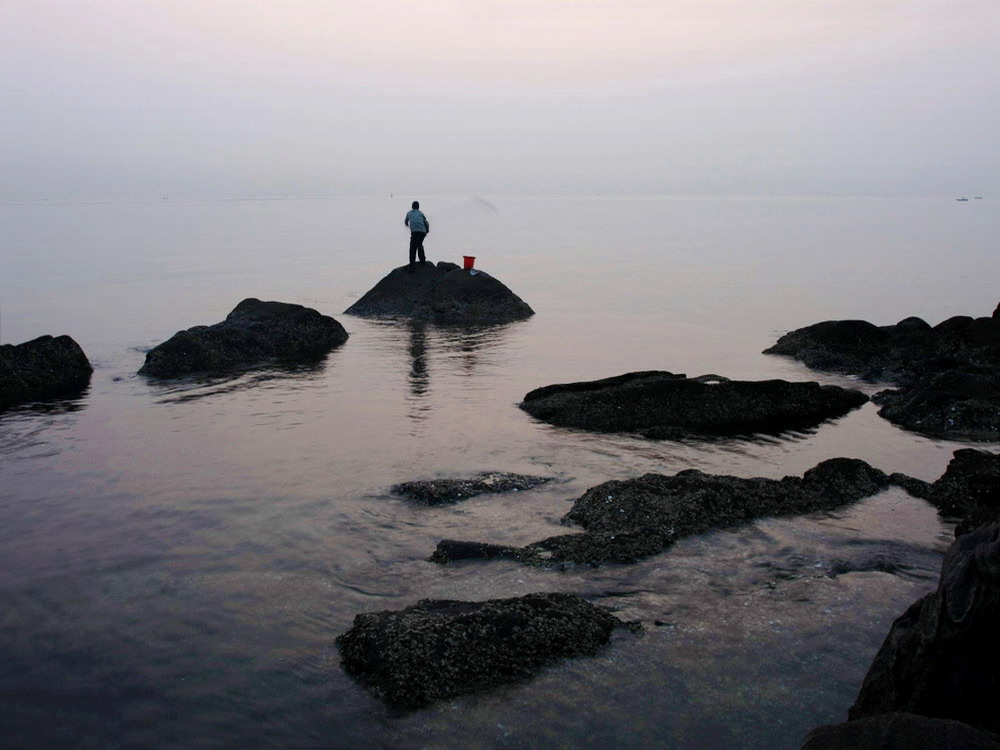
xmin=404 ymin=200 xmax=429 ymax=272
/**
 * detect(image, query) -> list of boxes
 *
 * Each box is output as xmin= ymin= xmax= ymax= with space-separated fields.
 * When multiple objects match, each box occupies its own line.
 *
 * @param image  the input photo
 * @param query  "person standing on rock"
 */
xmin=404 ymin=201 xmax=429 ymax=272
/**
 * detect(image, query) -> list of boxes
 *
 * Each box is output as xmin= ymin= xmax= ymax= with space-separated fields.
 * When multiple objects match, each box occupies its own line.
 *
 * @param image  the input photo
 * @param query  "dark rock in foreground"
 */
xmin=519 ymin=371 xmax=868 ymax=439
xmin=765 ymin=305 xmax=1000 ymax=440
xmin=846 ymin=523 xmax=1000 ymax=736
xmin=344 ymin=262 xmax=534 ymax=324
xmin=803 ymin=712 xmax=1000 ymax=750
xmin=432 ymin=458 xmax=908 ymax=568
xmin=392 ymin=472 xmax=550 ymax=505
xmin=138 ymin=298 xmax=348 ymax=377
xmin=0 ymin=335 xmax=93 ymax=410
xmin=336 ymin=592 xmax=629 ymax=709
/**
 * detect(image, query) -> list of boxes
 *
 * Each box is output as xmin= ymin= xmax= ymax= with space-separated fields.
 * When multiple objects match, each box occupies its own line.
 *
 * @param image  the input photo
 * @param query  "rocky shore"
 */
xmin=344 ymin=262 xmax=534 ymax=323
xmin=803 ymin=449 xmax=1000 ymax=747
xmin=765 ymin=303 xmax=1000 ymax=440
xmin=519 ymin=371 xmax=868 ymax=439
xmin=138 ymin=298 xmax=348 ymax=377
xmin=0 ymin=335 xmax=92 ymax=410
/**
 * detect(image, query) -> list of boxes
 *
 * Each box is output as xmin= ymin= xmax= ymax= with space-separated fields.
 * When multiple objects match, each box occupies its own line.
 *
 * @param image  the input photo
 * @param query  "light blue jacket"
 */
xmin=405 ymin=209 xmax=429 ymax=233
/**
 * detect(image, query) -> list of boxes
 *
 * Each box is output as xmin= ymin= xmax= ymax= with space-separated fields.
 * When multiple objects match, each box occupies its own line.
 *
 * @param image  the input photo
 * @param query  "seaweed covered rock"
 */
xmin=138 ymin=298 xmax=348 ymax=377
xmin=847 ymin=523 xmax=1000 ymax=735
xmin=392 ymin=472 xmax=550 ymax=505
xmin=765 ymin=305 xmax=1000 ymax=440
xmin=432 ymin=458 xmax=908 ymax=568
xmin=519 ymin=371 xmax=868 ymax=439
xmin=344 ymin=262 xmax=534 ymax=323
xmin=336 ymin=592 xmax=627 ymax=709
xmin=0 ymin=335 xmax=92 ymax=410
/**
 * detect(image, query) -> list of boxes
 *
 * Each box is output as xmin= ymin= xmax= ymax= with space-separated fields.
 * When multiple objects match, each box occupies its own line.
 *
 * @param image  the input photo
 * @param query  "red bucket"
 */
xmin=462 ymin=255 xmax=476 ymax=270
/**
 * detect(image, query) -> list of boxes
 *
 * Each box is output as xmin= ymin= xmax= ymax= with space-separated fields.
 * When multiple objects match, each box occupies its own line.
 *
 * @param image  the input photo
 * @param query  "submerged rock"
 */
xmin=336 ymin=592 xmax=629 ymax=709
xmin=344 ymin=262 xmax=534 ymax=323
xmin=847 ymin=523 xmax=1000 ymax=736
xmin=392 ymin=472 xmax=550 ymax=505
xmin=432 ymin=458 xmax=910 ymax=568
xmin=138 ymin=298 xmax=348 ymax=377
xmin=765 ymin=305 xmax=1000 ymax=440
xmin=519 ymin=371 xmax=868 ymax=439
xmin=0 ymin=335 xmax=92 ymax=410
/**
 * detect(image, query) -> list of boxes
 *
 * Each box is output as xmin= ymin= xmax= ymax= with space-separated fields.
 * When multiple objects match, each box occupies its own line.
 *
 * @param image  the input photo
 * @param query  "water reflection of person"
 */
xmin=408 ymin=322 xmax=429 ymax=400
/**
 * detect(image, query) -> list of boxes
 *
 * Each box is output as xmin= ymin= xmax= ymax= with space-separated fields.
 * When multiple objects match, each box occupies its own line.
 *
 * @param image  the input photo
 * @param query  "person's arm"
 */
xmin=424 ymin=214 xmax=429 ymax=233
xmin=404 ymin=214 xmax=410 ymax=228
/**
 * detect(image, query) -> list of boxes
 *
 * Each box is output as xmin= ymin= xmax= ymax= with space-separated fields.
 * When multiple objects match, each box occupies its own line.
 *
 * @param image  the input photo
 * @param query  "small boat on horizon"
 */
xmin=957 ymin=197 xmax=969 ymax=201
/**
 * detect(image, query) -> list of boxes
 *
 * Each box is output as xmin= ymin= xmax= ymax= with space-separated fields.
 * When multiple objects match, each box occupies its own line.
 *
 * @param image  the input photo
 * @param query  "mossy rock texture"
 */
xmin=337 ymin=592 xmax=627 ymax=709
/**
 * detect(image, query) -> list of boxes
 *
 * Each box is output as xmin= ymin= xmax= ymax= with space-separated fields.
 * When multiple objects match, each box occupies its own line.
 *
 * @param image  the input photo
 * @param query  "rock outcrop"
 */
xmin=336 ymin=592 xmax=630 ymax=709
xmin=519 ymin=371 xmax=868 ymax=440
xmin=844 ymin=523 xmax=1000 ymax=736
xmin=765 ymin=305 xmax=1000 ymax=440
xmin=138 ymin=298 xmax=348 ymax=377
xmin=344 ymin=262 xmax=534 ymax=324
xmin=391 ymin=472 xmax=550 ymax=505
xmin=432 ymin=458 xmax=908 ymax=568
xmin=920 ymin=449 xmax=999 ymax=536
xmin=0 ymin=335 xmax=92 ymax=410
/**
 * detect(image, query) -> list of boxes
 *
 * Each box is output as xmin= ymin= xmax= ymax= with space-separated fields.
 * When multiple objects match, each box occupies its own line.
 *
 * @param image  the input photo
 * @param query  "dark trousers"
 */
xmin=409 ymin=232 xmax=427 ymax=266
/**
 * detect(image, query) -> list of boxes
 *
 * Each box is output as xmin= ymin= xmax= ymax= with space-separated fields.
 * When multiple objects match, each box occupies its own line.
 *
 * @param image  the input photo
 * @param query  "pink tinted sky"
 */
xmin=3 ymin=0 xmax=999 ymax=198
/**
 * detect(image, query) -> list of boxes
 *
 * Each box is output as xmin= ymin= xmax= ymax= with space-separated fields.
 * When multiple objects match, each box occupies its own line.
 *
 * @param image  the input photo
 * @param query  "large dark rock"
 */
xmin=803 ymin=713 xmax=1000 ymax=750
xmin=874 ymin=366 xmax=1000 ymax=442
xmin=392 ymin=472 xmax=550 ymax=505
xmin=922 ymin=449 xmax=1000 ymax=536
xmin=336 ymin=592 xmax=629 ymax=709
xmin=344 ymin=262 xmax=534 ymax=323
xmin=765 ymin=305 xmax=1000 ymax=440
xmin=848 ymin=523 xmax=1000 ymax=733
xmin=519 ymin=371 xmax=868 ymax=439
xmin=432 ymin=458 xmax=909 ymax=568
xmin=138 ymin=298 xmax=348 ymax=377
xmin=0 ymin=335 xmax=92 ymax=410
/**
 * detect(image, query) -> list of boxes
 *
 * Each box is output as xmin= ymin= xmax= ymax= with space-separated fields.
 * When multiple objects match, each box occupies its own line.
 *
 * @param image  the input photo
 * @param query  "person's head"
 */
xmin=412 ymin=201 xmax=420 ymax=209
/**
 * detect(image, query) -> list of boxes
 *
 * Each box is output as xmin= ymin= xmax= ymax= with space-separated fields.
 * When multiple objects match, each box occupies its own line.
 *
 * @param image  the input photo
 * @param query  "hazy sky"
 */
xmin=3 ymin=1 xmax=999 ymax=199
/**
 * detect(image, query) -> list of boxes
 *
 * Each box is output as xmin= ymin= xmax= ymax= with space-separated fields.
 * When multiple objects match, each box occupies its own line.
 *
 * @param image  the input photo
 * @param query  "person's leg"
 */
xmin=408 ymin=233 xmax=419 ymax=270
xmin=416 ymin=232 xmax=426 ymax=263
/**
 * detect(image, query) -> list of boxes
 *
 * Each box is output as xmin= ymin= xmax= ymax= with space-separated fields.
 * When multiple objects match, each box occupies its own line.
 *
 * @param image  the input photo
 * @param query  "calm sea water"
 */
xmin=1 ymin=195 xmax=996 ymax=748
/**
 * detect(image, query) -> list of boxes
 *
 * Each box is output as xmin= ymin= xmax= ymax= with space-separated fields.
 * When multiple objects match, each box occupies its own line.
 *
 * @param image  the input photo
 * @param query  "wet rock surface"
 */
xmin=344 ymin=262 xmax=534 ymax=323
xmin=138 ymin=298 xmax=348 ymax=377
xmin=336 ymin=592 xmax=629 ymax=709
xmin=519 ymin=371 xmax=868 ymax=439
xmin=0 ymin=335 xmax=93 ymax=410
xmin=391 ymin=472 xmax=551 ymax=505
xmin=765 ymin=305 xmax=1000 ymax=440
xmin=845 ymin=523 xmax=1000 ymax=736
xmin=432 ymin=458 xmax=909 ymax=568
